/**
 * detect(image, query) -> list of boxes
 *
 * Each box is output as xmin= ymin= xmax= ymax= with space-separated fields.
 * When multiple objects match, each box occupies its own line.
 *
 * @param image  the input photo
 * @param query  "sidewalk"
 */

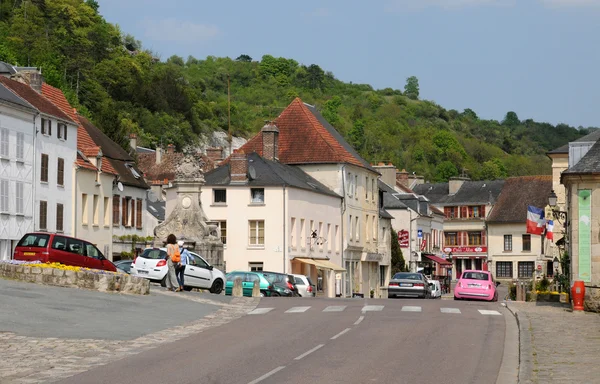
xmin=507 ymin=301 xmax=600 ymax=383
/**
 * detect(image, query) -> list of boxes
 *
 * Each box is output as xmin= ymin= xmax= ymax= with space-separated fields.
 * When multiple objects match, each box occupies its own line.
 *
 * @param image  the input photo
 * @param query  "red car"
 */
xmin=13 ymin=233 xmax=117 ymax=272
xmin=454 ymin=270 xmax=499 ymax=301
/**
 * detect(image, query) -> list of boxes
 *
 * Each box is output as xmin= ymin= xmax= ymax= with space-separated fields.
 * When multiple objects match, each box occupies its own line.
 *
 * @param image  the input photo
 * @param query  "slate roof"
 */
xmin=0 ymin=83 xmax=36 ymax=110
xmin=379 ymin=208 xmax=394 ymax=220
xmin=413 ymin=180 xmax=505 ymax=206
xmin=204 ymin=152 xmax=340 ymax=198
xmin=0 ymin=76 xmax=74 ymax=123
xmin=562 ymin=140 xmax=600 ymax=175
xmin=136 ymin=146 xmax=155 ymax=154
xmin=547 ymin=129 xmax=600 ymax=154
xmin=0 ymin=62 xmax=16 ymax=75
xmin=146 ymin=199 xmax=166 ymax=221
xmin=378 ymin=180 xmax=408 ymax=210
xmin=236 ymin=98 xmax=377 ymax=173
xmin=486 ymin=176 xmax=552 ymax=223
xmin=78 ymin=115 xmax=148 ymax=189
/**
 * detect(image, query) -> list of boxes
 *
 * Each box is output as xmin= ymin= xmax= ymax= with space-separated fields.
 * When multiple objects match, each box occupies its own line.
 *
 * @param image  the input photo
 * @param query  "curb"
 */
xmin=496 ymin=302 xmax=520 ymax=384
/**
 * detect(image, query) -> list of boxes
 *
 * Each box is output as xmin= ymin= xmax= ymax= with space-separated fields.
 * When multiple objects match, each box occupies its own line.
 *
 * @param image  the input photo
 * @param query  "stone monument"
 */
xmin=154 ymin=149 xmax=224 ymax=270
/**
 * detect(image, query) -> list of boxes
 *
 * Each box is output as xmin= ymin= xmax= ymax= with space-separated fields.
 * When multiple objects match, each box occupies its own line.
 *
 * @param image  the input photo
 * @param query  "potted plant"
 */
xmin=370 ymin=289 xmax=375 ymax=298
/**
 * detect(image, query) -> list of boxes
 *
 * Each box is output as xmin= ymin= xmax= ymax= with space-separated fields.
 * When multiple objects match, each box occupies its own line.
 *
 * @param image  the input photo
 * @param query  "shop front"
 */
xmin=443 ymin=246 xmax=488 ymax=280
xmin=292 ymin=257 xmax=345 ymax=298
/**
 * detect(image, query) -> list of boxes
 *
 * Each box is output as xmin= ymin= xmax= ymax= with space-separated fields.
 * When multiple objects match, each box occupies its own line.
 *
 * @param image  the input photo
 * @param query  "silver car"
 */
xmin=292 ymin=274 xmax=316 ymax=297
xmin=388 ymin=272 xmax=432 ymax=299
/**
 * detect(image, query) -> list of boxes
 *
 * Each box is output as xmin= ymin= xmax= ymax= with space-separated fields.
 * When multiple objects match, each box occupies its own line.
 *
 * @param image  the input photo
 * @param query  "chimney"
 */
xmin=129 ymin=133 xmax=137 ymax=152
xmin=372 ymin=163 xmax=396 ymax=187
xmin=13 ymin=70 xmax=43 ymax=92
xmin=206 ymin=146 xmax=223 ymax=162
xmin=449 ymin=176 xmax=470 ymax=195
xmin=261 ymin=121 xmax=279 ymax=161
xmin=167 ymin=144 xmax=175 ymax=154
xmin=156 ymin=147 xmax=162 ymax=165
xmin=396 ymin=169 xmax=409 ymax=187
xmin=230 ymin=151 xmax=248 ymax=183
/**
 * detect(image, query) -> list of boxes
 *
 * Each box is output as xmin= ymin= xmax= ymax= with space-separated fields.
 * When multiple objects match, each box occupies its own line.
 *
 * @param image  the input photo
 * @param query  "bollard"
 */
xmin=571 ymin=281 xmax=585 ymax=311
xmin=232 ymin=277 xmax=243 ymax=297
xmin=252 ymin=279 xmax=261 ymax=297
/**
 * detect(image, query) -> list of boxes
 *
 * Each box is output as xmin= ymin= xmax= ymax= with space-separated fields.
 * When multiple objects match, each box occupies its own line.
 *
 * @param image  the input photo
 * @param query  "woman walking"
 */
xmin=165 ymin=234 xmax=181 ymax=292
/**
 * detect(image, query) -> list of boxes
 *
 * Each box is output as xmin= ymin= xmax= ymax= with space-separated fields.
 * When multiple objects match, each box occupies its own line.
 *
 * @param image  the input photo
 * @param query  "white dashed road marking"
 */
xmin=248 ymin=308 xmax=274 ymax=315
xmin=247 ymin=366 xmax=286 ymax=384
xmin=354 ymin=315 xmax=365 ymax=325
xmin=440 ymin=308 xmax=461 ymax=314
xmin=401 ymin=306 xmax=422 ymax=312
xmin=361 ymin=305 xmax=385 ymax=312
xmin=478 ymin=310 xmax=502 ymax=316
xmin=294 ymin=344 xmax=324 ymax=360
xmin=285 ymin=306 xmax=311 ymax=313
xmin=323 ymin=305 xmax=347 ymax=312
xmin=331 ymin=328 xmax=352 ymax=340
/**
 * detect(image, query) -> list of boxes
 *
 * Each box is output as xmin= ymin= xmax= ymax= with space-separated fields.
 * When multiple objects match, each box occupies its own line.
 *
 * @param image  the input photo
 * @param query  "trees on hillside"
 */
xmin=404 ymin=76 xmax=419 ymax=100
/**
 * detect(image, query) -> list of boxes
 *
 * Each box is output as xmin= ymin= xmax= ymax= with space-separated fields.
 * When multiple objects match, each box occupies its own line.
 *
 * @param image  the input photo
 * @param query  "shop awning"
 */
xmin=294 ymin=257 xmax=346 ymax=272
xmin=423 ymin=254 xmax=451 ymax=265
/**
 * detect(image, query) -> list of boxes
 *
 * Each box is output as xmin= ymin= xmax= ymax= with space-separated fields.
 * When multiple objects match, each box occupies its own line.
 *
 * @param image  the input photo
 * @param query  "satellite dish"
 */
xmin=248 ymin=165 xmax=257 ymax=180
xmin=117 ymin=182 xmax=124 ymax=192
xmin=147 ymin=190 xmax=158 ymax=203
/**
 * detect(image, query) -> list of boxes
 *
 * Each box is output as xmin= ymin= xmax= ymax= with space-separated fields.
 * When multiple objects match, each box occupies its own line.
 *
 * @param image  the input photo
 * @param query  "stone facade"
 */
xmin=0 ymin=262 xmax=149 ymax=294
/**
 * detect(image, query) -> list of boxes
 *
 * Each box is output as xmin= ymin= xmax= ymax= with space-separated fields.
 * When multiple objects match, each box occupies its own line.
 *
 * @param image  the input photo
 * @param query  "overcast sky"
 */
xmin=98 ymin=0 xmax=600 ymax=128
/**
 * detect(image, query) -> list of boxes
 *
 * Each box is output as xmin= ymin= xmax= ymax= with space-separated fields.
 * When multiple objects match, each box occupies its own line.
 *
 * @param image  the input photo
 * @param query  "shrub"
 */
xmin=536 ymin=276 xmax=550 ymax=292
xmin=509 ymin=284 xmax=517 ymax=301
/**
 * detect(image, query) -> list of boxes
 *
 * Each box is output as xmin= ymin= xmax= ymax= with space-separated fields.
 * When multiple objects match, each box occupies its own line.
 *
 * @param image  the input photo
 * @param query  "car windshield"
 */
xmin=141 ymin=249 xmax=167 ymax=260
xmin=306 ymin=277 xmax=314 ymax=286
xmin=462 ymin=272 xmax=489 ymax=281
xmin=17 ymin=233 xmax=50 ymax=248
xmin=393 ymin=273 xmax=422 ymax=280
xmin=263 ymin=272 xmax=285 ymax=283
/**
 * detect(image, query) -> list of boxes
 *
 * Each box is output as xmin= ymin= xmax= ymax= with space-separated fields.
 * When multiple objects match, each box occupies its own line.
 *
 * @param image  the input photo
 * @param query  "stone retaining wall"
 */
xmin=0 ymin=263 xmax=150 ymax=295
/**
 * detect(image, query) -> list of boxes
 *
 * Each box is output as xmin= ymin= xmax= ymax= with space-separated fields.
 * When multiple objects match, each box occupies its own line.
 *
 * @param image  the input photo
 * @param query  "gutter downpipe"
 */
xmin=32 ymin=112 xmax=40 ymax=232
xmin=341 ymin=165 xmax=347 ymax=297
xmin=283 ymin=183 xmax=286 ymax=274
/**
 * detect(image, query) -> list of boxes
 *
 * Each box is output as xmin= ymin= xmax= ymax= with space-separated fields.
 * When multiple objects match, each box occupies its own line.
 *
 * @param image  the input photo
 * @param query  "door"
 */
xmin=185 ymin=253 xmax=212 ymax=288
xmin=84 ymin=242 xmax=106 ymax=270
xmin=50 ymin=235 xmax=73 ymax=265
xmin=243 ymin=273 xmax=260 ymax=296
xmin=63 ymin=237 xmax=87 ymax=267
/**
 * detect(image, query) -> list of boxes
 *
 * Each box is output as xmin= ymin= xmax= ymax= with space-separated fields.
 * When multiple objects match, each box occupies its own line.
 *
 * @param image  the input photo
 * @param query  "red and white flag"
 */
xmin=526 ymin=206 xmax=545 ymax=235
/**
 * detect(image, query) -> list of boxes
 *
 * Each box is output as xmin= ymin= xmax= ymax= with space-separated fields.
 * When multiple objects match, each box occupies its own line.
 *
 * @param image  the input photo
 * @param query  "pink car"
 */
xmin=454 ymin=270 xmax=499 ymax=301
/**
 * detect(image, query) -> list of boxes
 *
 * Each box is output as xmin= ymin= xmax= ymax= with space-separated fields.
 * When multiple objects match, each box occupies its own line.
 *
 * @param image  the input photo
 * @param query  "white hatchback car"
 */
xmin=130 ymin=247 xmax=225 ymax=294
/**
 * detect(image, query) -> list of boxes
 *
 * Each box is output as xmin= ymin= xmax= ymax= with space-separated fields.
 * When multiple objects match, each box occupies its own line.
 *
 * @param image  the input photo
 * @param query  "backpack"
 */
xmin=171 ymin=246 xmax=181 ymax=263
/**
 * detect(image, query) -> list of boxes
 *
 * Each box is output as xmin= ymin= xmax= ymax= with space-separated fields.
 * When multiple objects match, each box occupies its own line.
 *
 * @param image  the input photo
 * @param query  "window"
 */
xmin=16 ymin=181 xmax=24 ymax=214
xmin=347 ymin=172 xmax=352 ymax=197
xmin=218 ymin=220 xmax=227 ymax=244
xmin=444 ymin=207 xmax=458 ymax=219
xmin=327 ymin=223 xmax=331 ymax=251
xmin=355 ymin=216 xmax=359 ymax=241
xmin=318 ymin=221 xmax=323 ymax=249
xmin=373 ymin=216 xmax=377 ymax=240
xmin=366 ymin=176 xmax=369 ymax=199
xmin=349 ymin=215 xmax=353 ymax=241
xmin=380 ymin=265 xmax=387 ymax=286
xmin=136 ymin=199 xmax=143 ymax=229
xmin=41 ymin=118 xmax=52 ymax=135
xmin=85 ymin=243 xmax=102 ymax=259
xmin=39 ymin=201 xmax=47 ymax=230
xmin=103 ymin=197 xmax=110 ymax=226
xmin=213 ymin=189 xmax=226 ymax=204
xmin=249 ymin=220 xmax=265 ymax=246
xmin=365 ymin=215 xmax=369 ymax=243
xmin=546 ymin=260 xmax=554 ymax=277
xmin=66 ymin=237 xmax=84 ymax=255
xmin=354 ymin=175 xmax=358 ymax=199
xmin=56 ymin=203 xmax=64 ymax=232
xmin=130 ymin=198 xmax=136 ymax=228
xmin=372 ymin=179 xmax=376 ymax=201
xmin=468 ymin=232 xmax=482 ymax=246
xmin=300 ymin=219 xmax=306 ymax=248
xmin=445 ymin=232 xmax=458 ymax=246
xmin=40 ymin=154 xmax=49 ymax=182
xmin=522 ymin=234 xmax=531 ymax=252
xmin=52 ymin=235 xmax=67 ymax=250
xmin=0 ymin=179 xmax=8 ymax=212
xmin=518 ymin=261 xmax=534 ymax=278
xmin=92 ymin=195 xmax=99 ymax=225
xmin=470 ymin=206 xmax=479 ymax=218
xmin=504 ymin=235 xmax=512 ymax=251
xmin=291 ymin=218 xmax=296 ymax=248
xmin=57 ymin=158 xmax=64 ymax=186
xmin=249 ymin=262 xmax=263 ymax=272
xmin=335 ymin=225 xmax=340 ymax=252
xmin=112 ymin=195 xmax=120 ymax=225
xmin=251 ymin=188 xmax=265 ymax=204
xmin=81 ymin=194 xmax=88 ymax=225
xmin=0 ymin=128 xmax=8 ymax=157
xmin=16 ymin=132 xmax=24 ymax=160
xmin=57 ymin=123 xmax=67 ymax=140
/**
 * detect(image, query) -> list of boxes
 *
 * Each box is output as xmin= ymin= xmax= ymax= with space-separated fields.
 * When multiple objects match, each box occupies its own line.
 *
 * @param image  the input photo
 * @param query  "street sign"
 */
xmin=398 ymin=230 xmax=409 ymax=248
xmin=417 ymin=229 xmax=423 ymax=239
xmin=537 ymin=263 xmax=542 ymax=271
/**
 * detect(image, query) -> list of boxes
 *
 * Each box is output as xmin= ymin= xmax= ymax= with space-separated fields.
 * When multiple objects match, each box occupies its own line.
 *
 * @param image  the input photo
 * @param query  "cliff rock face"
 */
xmin=199 ymin=131 xmax=247 ymax=158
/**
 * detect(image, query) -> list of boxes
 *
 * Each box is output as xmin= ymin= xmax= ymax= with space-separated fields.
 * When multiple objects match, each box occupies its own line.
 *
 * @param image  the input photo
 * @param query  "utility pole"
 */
xmin=227 ymin=74 xmax=232 ymax=156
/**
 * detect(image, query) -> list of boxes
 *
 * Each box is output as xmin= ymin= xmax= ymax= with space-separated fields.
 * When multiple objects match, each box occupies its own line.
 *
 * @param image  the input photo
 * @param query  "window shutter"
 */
xmin=113 ymin=195 xmax=120 ymax=225
xmin=136 ymin=199 xmax=142 ymax=229
xmin=122 ymin=197 xmax=127 ymax=226
xmin=461 ymin=232 xmax=467 ymax=245
xmin=48 ymin=121 xmax=52 ymax=136
xmin=481 ymin=231 xmax=486 ymax=246
xmin=481 ymin=205 xmax=486 ymax=217
xmin=461 ymin=207 xmax=467 ymax=218
xmin=131 ymin=199 xmax=136 ymax=228
xmin=64 ymin=125 xmax=68 ymax=140
xmin=444 ymin=207 xmax=450 ymax=218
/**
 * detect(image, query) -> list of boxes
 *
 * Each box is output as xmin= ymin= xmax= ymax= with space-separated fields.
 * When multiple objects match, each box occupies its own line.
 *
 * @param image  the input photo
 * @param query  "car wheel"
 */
xmin=183 ymin=286 xmax=193 ymax=292
xmin=160 ymin=276 xmax=167 ymax=288
xmin=271 ymin=292 xmax=281 ymax=297
xmin=492 ymin=293 xmax=498 ymax=302
xmin=454 ymin=296 xmax=459 ymax=300
xmin=210 ymin=279 xmax=224 ymax=294
xmin=260 ymin=291 xmax=265 ymax=297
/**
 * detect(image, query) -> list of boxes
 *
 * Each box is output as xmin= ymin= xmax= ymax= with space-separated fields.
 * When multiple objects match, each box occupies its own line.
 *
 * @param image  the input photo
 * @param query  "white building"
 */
xmin=0 ymin=75 xmax=78 ymax=240
xmin=0 ymin=83 xmax=37 ymax=260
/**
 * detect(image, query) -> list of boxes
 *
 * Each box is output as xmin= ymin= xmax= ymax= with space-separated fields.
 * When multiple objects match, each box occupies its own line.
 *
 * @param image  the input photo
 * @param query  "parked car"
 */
xmin=262 ymin=271 xmax=299 ymax=297
xmin=454 ymin=270 xmax=499 ymax=302
xmin=13 ymin=232 xmax=117 ymax=272
xmin=224 ymin=271 xmax=273 ymax=297
xmin=130 ymin=247 xmax=225 ymax=294
xmin=388 ymin=272 xmax=432 ymax=299
xmin=292 ymin=274 xmax=316 ymax=297
xmin=428 ymin=280 xmax=442 ymax=299
xmin=114 ymin=259 xmax=133 ymax=274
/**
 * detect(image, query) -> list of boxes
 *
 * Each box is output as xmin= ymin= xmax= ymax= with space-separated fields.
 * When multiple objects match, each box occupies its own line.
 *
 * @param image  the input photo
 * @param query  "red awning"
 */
xmin=423 ymin=254 xmax=452 ymax=265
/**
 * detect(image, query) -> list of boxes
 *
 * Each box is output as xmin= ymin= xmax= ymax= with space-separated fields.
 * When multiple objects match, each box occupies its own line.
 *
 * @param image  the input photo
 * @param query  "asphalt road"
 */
xmin=58 ymin=296 xmax=507 ymax=384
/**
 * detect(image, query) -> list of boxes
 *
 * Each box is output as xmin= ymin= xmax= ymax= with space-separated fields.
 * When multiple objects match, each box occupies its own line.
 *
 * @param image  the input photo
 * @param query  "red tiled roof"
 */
xmin=76 ymin=153 xmax=97 ymax=171
xmin=0 ymin=77 xmax=74 ymax=123
xmin=138 ymin=151 xmax=214 ymax=181
xmin=81 ymin=146 xmax=101 ymax=158
xmin=237 ymin=98 xmax=369 ymax=169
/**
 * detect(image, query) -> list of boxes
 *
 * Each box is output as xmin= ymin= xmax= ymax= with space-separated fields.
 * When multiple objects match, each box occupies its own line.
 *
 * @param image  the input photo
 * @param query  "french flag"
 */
xmin=546 ymin=220 xmax=554 ymax=241
xmin=526 ymin=205 xmax=545 ymax=235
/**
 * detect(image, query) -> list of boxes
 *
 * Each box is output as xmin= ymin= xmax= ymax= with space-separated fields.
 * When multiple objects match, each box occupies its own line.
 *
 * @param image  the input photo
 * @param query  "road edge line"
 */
xmin=496 ymin=304 xmax=520 ymax=384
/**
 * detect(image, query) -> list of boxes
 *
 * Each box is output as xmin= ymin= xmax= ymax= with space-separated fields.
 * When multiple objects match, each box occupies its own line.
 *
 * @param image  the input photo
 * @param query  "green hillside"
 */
xmin=0 ymin=0 xmax=591 ymax=182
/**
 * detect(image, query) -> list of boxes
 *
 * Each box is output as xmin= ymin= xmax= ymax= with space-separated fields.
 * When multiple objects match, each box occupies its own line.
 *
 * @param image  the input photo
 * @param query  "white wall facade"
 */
xmin=0 ymin=102 xmax=35 ymax=260
xmin=34 ymin=113 xmax=77 ymax=236
xmin=112 ymin=185 xmax=148 ymax=244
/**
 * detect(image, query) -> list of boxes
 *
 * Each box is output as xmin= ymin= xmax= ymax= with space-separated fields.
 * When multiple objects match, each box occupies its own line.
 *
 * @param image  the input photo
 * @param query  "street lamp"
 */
xmin=548 ymin=190 xmax=567 ymax=224
xmin=553 ymin=256 xmax=559 ymax=276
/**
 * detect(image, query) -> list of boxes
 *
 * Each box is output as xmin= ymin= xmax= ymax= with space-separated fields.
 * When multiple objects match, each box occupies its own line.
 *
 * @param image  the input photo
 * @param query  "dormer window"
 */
xmin=251 ymin=188 xmax=265 ymax=204
xmin=126 ymin=163 xmax=141 ymax=179
xmin=41 ymin=118 xmax=52 ymax=136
